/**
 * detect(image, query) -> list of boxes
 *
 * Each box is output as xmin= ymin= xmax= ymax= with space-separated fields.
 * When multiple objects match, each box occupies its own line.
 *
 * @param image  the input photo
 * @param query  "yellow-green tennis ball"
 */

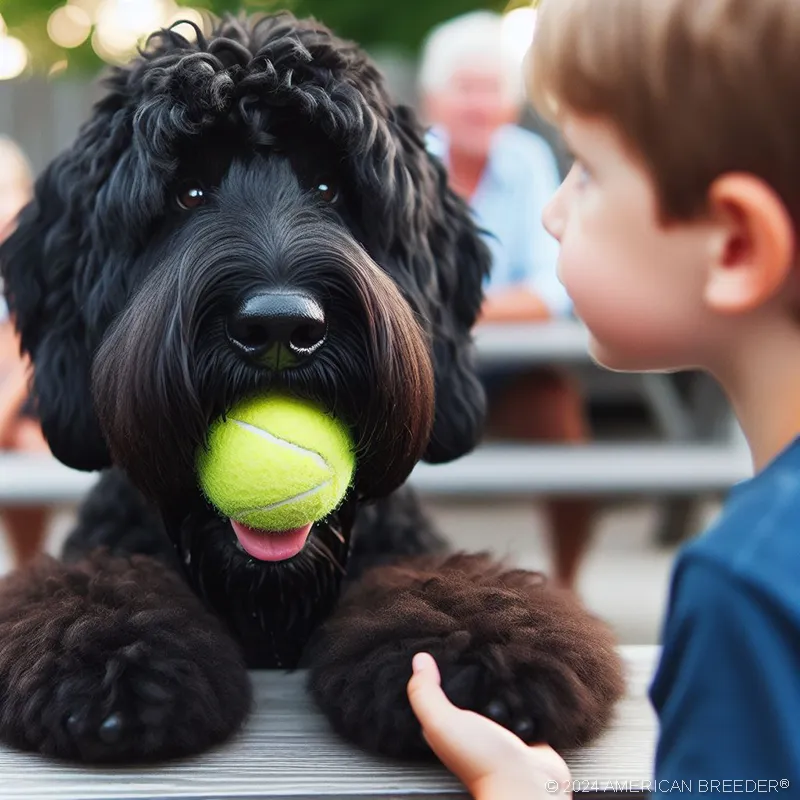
xmin=196 ymin=394 xmax=355 ymax=531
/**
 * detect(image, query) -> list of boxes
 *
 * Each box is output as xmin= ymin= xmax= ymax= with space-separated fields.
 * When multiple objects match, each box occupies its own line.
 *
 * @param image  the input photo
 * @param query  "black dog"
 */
xmin=0 ymin=14 xmax=624 ymax=764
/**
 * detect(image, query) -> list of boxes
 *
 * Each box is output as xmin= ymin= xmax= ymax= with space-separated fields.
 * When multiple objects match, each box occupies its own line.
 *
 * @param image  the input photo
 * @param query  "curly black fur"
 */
xmin=0 ymin=551 xmax=251 ymax=762
xmin=308 ymin=553 xmax=625 ymax=758
xmin=3 ymin=14 xmax=486 ymax=484
xmin=0 ymin=12 xmax=624 ymax=764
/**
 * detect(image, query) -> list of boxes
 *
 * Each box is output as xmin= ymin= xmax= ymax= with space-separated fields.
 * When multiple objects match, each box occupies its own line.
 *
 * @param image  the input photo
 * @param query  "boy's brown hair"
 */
xmin=528 ymin=0 xmax=800 ymax=223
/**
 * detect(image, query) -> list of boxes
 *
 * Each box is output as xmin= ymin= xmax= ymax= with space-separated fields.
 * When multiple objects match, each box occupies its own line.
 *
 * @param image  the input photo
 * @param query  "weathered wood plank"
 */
xmin=1 ymin=646 xmax=659 ymax=799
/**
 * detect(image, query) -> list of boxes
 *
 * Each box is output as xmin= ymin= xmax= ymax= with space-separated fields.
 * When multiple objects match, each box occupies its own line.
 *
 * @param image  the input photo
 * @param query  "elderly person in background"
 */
xmin=420 ymin=12 xmax=593 ymax=591
xmin=0 ymin=136 xmax=50 ymax=567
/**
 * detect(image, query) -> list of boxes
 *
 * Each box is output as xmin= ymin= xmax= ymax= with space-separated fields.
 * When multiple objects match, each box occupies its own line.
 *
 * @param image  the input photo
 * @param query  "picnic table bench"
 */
xmin=0 ymin=443 xmax=752 ymax=505
xmin=1 ymin=645 xmax=660 ymax=800
xmin=0 ymin=321 xmax=751 ymax=506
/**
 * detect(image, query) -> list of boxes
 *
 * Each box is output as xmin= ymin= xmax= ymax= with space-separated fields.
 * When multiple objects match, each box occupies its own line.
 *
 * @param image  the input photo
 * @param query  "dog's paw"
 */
xmin=308 ymin=553 xmax=625 ymax=759
xmin=0 ymin=553 xmax=251 ymax=763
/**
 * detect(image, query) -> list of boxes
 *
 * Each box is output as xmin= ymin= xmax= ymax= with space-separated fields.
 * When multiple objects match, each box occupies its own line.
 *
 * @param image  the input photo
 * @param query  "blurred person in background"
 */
xmin=419 ymin=12 xmax=593 ymax=591
xmin=0 ymin=136 xmax=51 ymax=566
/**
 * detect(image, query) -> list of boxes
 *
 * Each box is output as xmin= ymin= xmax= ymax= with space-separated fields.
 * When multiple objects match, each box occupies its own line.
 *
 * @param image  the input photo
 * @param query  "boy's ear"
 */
xmin=703 ymin=174 xmax=795 ymax=314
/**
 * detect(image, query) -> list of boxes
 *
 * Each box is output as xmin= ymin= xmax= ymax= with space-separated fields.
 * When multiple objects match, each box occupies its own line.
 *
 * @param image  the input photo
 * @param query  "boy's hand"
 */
xmin=407 ymin=653 xmax=573 ymax=800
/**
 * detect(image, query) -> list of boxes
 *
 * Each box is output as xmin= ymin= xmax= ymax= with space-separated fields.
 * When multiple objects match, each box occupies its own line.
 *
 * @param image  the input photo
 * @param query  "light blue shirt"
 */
xmin=426 ymin=124 xmax=571 ymax=317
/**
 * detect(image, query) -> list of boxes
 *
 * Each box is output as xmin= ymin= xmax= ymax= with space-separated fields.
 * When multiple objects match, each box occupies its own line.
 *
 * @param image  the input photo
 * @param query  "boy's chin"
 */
xmin=587 ymin=336 xmax=682 ymax=374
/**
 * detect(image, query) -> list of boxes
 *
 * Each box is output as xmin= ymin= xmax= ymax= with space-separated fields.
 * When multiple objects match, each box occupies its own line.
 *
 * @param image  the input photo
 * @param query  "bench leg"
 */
xmin=655 ymin=497 xmax=700 ymax=547
xmin=547 ymin=498 xmax=594 ymax=590
xmin=1 ymin=416 xmax=52 ymax=566
xmin=1 ymin=505 xmax=49 ymax=567
xmin=484 ymin=368 xmax=595 ymax=590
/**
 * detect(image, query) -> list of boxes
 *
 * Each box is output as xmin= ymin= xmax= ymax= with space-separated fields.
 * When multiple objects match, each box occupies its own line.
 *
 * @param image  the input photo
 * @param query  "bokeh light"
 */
xmin=501 ymin=5 xmax=538 ymax=66
xmin=48 ymin=5 xmax=93 ymax=49
xmin=93 ymin=0 xmax=179 ymax=63
xmin=166 ymin=7 xmax=206 ymax=42
xmin=68 ymin=0 xmax=105 ymax=22
xmin=48 ymin=59 xmax=70 ymax=78
xmin=0 ymin=36 xmax=29 ymax=81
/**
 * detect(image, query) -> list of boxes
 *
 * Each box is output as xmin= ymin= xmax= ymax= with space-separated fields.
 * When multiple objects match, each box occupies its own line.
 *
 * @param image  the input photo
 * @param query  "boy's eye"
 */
xmin=574 ymin=163 xmax=591 ymax=188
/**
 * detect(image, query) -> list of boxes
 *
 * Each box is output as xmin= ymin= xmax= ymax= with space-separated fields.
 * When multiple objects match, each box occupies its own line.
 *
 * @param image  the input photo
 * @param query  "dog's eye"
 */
xmin=176 ymin=183 xmax=207 ymax=210
xmin=315 ymin=181 xmax=339 ymax=204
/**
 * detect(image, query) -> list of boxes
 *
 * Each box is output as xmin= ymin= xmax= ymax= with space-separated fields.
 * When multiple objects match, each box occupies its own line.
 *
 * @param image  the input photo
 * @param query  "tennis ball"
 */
xmin=196 ymin=394 xmax=355 ymax=531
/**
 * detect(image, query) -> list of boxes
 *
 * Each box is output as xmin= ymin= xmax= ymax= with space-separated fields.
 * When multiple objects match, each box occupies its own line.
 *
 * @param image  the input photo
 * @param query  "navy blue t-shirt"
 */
xmin=649 ymin=438 xmax=800 ymax=796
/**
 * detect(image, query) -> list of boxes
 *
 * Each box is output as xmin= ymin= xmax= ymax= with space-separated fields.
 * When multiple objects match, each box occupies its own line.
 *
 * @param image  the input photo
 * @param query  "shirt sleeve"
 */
xmin=649 ymin=554 xmax=800 ymax=795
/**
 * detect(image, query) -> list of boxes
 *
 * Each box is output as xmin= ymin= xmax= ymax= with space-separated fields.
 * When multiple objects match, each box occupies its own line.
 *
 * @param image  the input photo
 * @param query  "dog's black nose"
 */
xmin=227 ymin=290 xmax=327 ymax=369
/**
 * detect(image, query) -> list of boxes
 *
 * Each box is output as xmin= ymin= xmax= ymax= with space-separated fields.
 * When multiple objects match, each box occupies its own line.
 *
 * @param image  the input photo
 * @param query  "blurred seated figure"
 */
xmin=419 ymin=12 xmax=593 ymax=591
xmin=0 ymin=136 xmax=50 ymax=567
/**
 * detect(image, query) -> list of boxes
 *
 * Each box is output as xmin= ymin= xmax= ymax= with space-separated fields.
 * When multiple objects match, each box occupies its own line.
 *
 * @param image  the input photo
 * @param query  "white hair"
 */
xmin=418 ymin=11 xmax=524 ymax=102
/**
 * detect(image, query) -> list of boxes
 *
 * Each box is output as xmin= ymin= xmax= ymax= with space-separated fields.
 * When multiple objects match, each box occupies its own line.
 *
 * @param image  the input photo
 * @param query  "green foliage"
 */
xmin=292 ymin=0 xmax=506 ymax=54
xmin=0 ymin=0 xmax=511 ymax=75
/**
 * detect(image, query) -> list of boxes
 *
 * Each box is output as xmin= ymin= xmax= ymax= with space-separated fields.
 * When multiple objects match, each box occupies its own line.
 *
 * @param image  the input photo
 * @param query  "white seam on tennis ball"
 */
xmin=238 ymin=479 xmax=333 ymax=514
xmin=231 ymin=419 xmax=331 ymax=472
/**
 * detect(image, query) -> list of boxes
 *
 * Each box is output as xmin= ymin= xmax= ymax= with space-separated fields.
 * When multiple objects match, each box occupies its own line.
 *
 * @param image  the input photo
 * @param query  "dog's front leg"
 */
xmin=307 ymin=553 xmax=625 ymax=760
xmin=0 ymin=551 xmax=251 ymax=763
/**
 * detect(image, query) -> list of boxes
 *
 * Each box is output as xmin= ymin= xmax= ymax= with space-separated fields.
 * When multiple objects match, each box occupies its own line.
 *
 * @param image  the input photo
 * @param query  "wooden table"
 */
xmin=1 ymin=646 xmax=659 ymax=799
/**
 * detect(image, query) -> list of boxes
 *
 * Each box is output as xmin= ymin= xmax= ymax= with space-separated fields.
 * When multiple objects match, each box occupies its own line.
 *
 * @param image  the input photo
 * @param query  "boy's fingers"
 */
xmin=412 ymin=652 xmax=440 ymax=680
xmin=407 ymin=653 xmax=459 ymax=732
xmin=407 ymin=654 xmax=574 ymax=798
xmin=407 ymin=653 xmax=521 ymax=788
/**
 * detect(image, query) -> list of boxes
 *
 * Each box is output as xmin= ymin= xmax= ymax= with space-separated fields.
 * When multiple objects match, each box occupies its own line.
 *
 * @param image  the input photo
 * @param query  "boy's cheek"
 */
xmin=559 ymin=264 xmax=627 ymax=361
xmin=555 ymin=249 xmax=599 ymax=318
xmin=557 ymin=253 xmax=662 ymax=369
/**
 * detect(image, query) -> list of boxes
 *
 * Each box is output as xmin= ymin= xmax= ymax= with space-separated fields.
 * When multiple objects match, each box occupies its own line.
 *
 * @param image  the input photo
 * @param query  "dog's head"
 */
xmin=1 ymin=14 xmax=488 ymax=570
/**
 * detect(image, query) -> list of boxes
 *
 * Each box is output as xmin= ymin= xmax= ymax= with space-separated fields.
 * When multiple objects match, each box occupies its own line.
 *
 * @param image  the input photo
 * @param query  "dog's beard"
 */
xmin=172 ymin=494 xmax=358 ymax=667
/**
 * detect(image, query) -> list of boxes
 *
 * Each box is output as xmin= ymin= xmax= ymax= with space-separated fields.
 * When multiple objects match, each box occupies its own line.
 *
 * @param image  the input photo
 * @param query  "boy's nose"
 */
xmin=542 ymin=190 xmax=565 ymax=242
xmin=543 ymin=166 xmax=579 ymax=242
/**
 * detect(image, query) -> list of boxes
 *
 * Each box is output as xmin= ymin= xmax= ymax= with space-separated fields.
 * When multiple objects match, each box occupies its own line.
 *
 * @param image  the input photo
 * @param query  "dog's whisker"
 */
xmin=311 ymin=538 xmax=346 ymax=576
xmin=330 ymin=525 xmax=346 ymax=545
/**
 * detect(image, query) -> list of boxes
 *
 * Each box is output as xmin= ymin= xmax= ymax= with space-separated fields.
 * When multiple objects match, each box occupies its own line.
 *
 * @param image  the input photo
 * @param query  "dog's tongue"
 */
xmin=230 ymin=520 xmax=313 ymax=561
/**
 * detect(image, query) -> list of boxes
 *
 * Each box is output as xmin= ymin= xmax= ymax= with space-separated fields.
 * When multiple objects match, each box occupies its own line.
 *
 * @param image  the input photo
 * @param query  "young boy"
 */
xmin=407 ymin=0 xmax=800 ymax=797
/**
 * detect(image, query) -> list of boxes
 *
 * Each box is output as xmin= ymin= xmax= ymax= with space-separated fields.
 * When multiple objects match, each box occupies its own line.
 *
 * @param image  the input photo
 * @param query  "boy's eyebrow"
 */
xmin=561 ymin=125 xmax=595 ymax=167
xmin=560 ymin=125 xmax=581 ymax=158
xmin=561 ymin=135 xmax=583 ymax=164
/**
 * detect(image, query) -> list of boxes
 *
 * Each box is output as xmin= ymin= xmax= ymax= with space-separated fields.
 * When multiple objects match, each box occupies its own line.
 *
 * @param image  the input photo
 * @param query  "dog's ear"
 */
xmin=2 ymin=24 xmax=247 ymax=471
xmin=0 ymin=88 xmax=135 ymax=471
xmin=386 ymin=105 xmax=490 ymax=464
